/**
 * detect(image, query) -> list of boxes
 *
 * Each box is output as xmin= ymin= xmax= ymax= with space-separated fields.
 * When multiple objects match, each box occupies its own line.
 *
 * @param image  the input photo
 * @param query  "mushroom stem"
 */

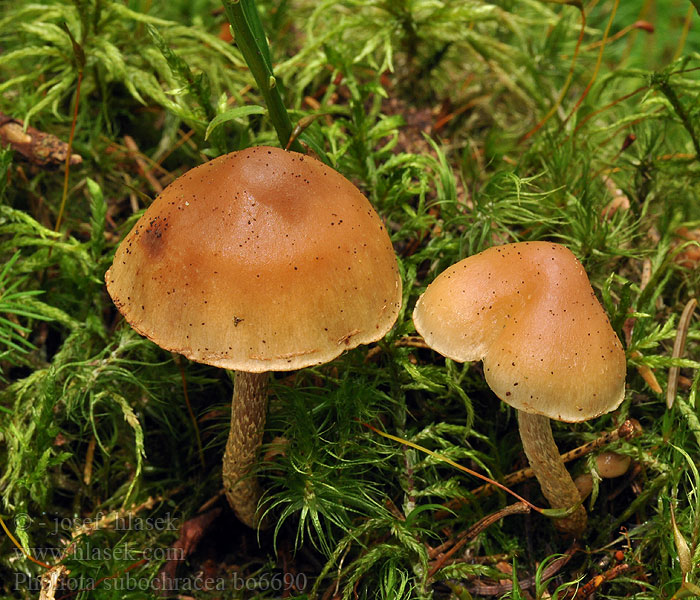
xmin=517 ymin=411 xmax=587 ymax=536
xmin=223 ymin=371 xmax=269 ymax=528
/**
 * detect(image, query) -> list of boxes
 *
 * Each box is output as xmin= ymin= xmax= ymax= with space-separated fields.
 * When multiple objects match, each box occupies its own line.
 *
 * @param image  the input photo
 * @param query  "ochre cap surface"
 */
xmin=413 ymin=242 xmax=626 ymax=422
xmin=106 ymin=146 xmax=402 ymax=372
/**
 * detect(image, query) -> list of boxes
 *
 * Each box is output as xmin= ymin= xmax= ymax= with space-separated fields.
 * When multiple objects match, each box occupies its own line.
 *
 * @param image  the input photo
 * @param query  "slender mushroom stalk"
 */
xmin=413 ymin=242 xmax=626 ymax=536
xmin=518 ymin=411 xmax=586 ymax=535
xmin=223 ymin=371 xmax=269 ymax=528
xmin=105 ymin=146 xmax=402 ymax=529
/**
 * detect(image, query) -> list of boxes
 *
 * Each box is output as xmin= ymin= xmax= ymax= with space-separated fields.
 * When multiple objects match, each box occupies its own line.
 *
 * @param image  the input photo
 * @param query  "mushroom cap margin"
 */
xmin=106 ymin=146 xmax=403 ymax=372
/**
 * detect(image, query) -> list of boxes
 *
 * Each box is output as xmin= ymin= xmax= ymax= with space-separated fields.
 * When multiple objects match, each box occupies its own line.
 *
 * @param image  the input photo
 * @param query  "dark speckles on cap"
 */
xmin=137 ymin=214 xmax=170 ymax=259
xmin=412 ymin=240 xmax=627 ymax=423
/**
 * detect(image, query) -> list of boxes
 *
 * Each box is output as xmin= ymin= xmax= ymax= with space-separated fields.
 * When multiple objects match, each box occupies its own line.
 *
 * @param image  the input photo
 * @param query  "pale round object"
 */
xmin=596 ymin=451 xmax=631 ymax=478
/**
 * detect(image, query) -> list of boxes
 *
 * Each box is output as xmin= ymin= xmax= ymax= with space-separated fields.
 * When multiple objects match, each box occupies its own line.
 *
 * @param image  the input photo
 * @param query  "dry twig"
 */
xmin=0 ymin=112 xmax=83 ymax=169
xmin=667 ymin=298 xmax=697 ymax=409
xmin=428 ymin=502 xmax=530 ymax=577
xmin=466 ymin=543 xmax=578 ymax=596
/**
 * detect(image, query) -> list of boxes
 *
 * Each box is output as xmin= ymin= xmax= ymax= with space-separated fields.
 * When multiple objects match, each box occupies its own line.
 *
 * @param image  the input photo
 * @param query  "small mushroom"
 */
xmin=106 ymin=146 xmax=402 ymax=528
xmin=575 ymin=451 xmax=632 ymax=500
xmin=574 ymin=472 xmax=595 ymax=501
xmin=595 ymin=450 xmax=631 ymax=479
xmin=413 ymin=242 xmax=626 ymax=536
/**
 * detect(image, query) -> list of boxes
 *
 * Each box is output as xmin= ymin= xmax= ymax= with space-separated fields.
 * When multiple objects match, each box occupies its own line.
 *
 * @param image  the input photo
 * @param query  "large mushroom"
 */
xmin=106 ymin=146 xmax=402 ymax=528
xmin=412 ymin=241 xmax=626 ymax=535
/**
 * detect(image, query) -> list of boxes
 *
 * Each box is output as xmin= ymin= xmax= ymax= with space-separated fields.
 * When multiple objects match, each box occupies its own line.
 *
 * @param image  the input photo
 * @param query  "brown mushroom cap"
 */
xmin=106 ymin=146 xmax=402 ymax=372
xmin=595 ymin=451 xmax=631 ymax=478
xmin=413 ymin=242 xmax=626 ymax=422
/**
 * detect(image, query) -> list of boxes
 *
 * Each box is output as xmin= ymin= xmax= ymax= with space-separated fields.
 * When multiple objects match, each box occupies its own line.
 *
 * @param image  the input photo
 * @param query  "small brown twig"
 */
xmin=667 ymin=298 xmax=697 ymax=409
xmin=0 ymin=113 xmax=83 ymax=169
xmin=466 ymin=543 xmax=578 ymax=596
xmin=82 ymin=436 xmax=96 ymax=485
xmin=564 ymin=562 xmax=630 ymax=599
xmin=71 ymin=488 xmax=183 ymax=538
xmin=39 ymin=564 xmax=69 ymax=600
xmin=428 ymin=503 xmax=530 ymax=577
xmin=123 ymin=135 xmax=164 ymax=194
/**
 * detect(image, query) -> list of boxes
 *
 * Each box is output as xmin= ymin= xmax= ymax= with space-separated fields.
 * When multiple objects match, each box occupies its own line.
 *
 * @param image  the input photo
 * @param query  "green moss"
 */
xmin=0 ymin=0 xmax=699 ymax=598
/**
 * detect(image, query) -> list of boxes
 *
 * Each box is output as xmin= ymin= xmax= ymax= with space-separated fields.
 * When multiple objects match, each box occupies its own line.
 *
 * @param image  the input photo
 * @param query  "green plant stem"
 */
xmin=656 ymin=77 xmax=700 ymax=160
xmin=221 ymin=0 xmax=303 ymax=152
xmin=54 ymin=24 xmax=84 ymax=234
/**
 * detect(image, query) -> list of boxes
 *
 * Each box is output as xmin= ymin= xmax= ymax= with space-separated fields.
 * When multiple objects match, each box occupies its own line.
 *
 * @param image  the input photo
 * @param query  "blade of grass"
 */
xmin=667 ymin=299 xmax=697 ymax=409
xmin=691 ymin=0 xmax=700 ymax=18
xmin=174 ymin=355 xmax=205 ymax=471
xmin=672 ymin=6 xmax=694 ymax=61
xmin=54 ymin=24 xmax=84 ymax=233
xmin=221 ymin=0 xmax=303 ymax=152
xmin=521 ymin=4 xmax=586 ymax=143
xmin=563 ymin=0 xmax=620 ymax=130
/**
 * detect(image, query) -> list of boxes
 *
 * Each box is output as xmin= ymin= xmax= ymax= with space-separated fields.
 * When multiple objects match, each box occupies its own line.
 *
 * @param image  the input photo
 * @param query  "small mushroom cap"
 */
xmin=595 ymin=451 xmax=631 ymax=478
xmin=413 ymin=242 xmax=626 ymax=422
xmin=106 ymin=146 xmax=402 ymax=372
xmin=574 ymin=473 xmax=594 ymax=500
